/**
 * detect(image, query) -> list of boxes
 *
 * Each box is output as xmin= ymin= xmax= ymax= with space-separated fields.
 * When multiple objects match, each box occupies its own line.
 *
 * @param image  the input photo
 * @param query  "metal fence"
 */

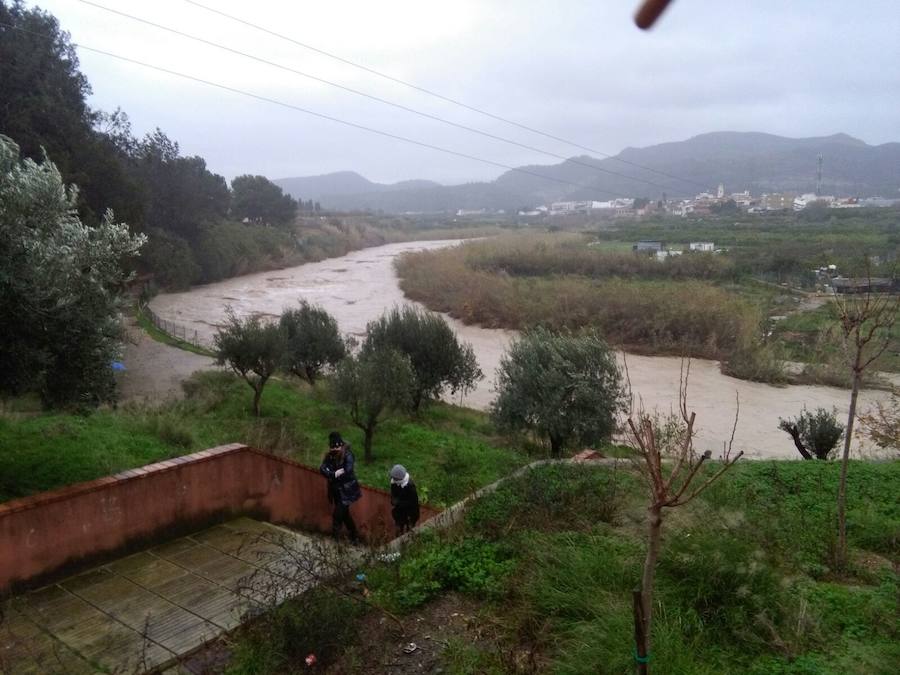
xmin=141 ymin=304 xmax=212 ymax=350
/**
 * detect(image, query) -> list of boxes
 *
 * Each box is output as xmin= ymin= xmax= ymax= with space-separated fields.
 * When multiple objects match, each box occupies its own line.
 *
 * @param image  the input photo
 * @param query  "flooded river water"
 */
xmin=150 ymin=240 xmax=892 ymax=459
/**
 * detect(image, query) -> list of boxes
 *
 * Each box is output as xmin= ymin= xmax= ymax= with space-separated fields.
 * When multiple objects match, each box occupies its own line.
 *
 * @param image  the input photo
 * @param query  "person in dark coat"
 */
xmin=389 ymin=464 xmax=420 ymax=535
xmin=320 ymin=431 xmax=362 ymax=542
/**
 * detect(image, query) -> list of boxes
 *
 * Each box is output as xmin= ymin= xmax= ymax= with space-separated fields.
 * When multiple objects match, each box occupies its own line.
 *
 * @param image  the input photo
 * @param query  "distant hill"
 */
xmin=274 ymin=172 xmax=441 ymax=200
xmin=275 ymin=132 xmax=900 ymax=213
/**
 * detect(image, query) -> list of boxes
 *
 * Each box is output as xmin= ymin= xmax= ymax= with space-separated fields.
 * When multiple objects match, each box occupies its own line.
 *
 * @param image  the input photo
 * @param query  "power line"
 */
xmin=183 ymin=0 xmax=708 ymax=190
xmin=1 ymin=21 xmax=627 ymax=198
xmin=77 ymin=0 xmax=678 ymax=195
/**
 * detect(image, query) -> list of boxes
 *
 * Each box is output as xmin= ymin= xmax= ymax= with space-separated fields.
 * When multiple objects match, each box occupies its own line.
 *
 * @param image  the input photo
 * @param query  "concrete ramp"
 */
xmin=1 ymin=518 xmax=331 ymax=673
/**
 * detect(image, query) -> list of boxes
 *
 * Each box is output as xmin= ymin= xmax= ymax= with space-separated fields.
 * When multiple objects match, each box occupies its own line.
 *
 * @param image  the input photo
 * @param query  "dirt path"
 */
xmin=148 ymin=241 xmax=895 ymax=459
xmin=117 ymin=316 xmax=216 ymax=403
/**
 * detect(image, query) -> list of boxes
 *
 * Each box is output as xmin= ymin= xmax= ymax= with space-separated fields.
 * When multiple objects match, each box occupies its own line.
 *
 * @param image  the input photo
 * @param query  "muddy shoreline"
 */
xmin=148 ymin=240 xmax=892 ymax=459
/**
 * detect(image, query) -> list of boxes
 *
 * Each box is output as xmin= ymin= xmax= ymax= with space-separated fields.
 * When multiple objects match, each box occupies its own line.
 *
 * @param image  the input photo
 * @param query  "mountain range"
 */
xmin=274 ymin=132 xmax=900 ymax=213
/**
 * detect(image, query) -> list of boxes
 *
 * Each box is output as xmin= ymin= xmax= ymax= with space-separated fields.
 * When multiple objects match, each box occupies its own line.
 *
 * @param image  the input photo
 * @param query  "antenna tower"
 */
xmin=816 ymin=154 xmax=823 ymax=196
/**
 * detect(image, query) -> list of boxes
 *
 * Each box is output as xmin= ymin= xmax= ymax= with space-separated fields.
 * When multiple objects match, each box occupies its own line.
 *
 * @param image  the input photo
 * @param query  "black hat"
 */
xmin=328 ymin=431 xmax=344 ymax=449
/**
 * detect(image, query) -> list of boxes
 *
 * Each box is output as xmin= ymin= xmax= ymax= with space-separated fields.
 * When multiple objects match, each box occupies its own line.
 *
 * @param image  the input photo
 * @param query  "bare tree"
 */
xmin=624 ymin=360 xmax=742 ymax=674
xmin=858 ymin=388 xmax=900 ymax=452
xmin=831 ymin=268 xmax=898 ymax=567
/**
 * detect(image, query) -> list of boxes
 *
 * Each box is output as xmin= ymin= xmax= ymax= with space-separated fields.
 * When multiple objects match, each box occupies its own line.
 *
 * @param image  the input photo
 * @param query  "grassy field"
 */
xmin=773 ymin=301 xmax=900 ymax=374
xmin=0 ymin=372 xmax=524 ymax=506
xmin=228 ymin=460 xmax=899 ymax=674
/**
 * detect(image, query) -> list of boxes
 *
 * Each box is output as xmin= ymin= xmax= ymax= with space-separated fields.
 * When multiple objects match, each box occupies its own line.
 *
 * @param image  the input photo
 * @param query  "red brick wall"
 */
xmin=0 ymin=444 xmax=439 ymax=592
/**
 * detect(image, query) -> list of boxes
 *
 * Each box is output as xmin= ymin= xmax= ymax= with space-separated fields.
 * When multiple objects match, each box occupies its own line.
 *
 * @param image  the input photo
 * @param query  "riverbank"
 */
xmin=147 ymin=240 xmax=894 ymax=459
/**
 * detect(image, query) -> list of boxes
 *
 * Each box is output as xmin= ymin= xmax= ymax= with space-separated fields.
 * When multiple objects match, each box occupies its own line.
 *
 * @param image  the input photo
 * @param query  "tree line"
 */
xmin=0 ymin=1 xmax=313 ymax=291
xmin=213 ymin=302 xmax=632 ymax=463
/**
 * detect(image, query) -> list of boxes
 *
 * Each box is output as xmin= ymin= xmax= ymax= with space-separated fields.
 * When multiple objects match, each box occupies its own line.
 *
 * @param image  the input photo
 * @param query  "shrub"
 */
xmin=396 ymin=241 xmax=762 ymax=362
xmin=376 ymin=535 xmax=514 ymax=611
xmin=491 ymin=327 xmax=625 ymax=456
xmin=227 ymin=587 xmax=363 ymax=673
xmin=779 ymin=408 xmax=845 ymax=460
xmin=723 ymin=340 xmax=788 ymax=383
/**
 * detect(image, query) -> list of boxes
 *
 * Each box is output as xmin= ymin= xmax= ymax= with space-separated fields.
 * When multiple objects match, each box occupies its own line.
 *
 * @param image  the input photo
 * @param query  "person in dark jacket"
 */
xmin=320 ymin=432 xmax=362 ymax=542
xmin=389 ymin=464 xmax=420 ymax=535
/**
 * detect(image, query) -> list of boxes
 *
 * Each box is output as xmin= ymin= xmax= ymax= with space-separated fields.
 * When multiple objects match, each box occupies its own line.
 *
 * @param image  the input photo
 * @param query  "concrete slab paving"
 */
xmin=0 ymin=519 xmax=332 ymax=674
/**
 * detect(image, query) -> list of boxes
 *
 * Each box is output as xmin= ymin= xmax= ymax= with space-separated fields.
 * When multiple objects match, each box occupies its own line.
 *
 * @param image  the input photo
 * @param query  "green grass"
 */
xmin=360 ymin=461 xmax=899 ymax=674
xmin=773 ymin=302 xmax=900 ymax=373
xmin=0 ymin=371 xmax=523 ymax=506
xmin=135 ymin=307 xmax=215 ymax=357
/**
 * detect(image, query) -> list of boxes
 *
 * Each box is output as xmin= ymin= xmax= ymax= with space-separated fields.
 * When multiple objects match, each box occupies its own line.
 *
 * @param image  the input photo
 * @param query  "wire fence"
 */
xmin=141 ymin=304 xmax=213 ymax=351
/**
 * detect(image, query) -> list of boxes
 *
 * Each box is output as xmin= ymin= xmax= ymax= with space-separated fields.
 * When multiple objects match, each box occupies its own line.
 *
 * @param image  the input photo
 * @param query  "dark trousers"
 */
xmin=332 ymin=502 xmax=359 ymax=541
xmin=392 ymin=506 xmax=417 ymax=535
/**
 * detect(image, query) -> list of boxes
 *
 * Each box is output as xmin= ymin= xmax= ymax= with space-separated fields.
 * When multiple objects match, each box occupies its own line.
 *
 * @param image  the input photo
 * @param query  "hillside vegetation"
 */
xmin=0 ymin=372 xmax=521 ymax=507
xmin=396 ymin=226 xmax=899 ymax=381
xmin=397 ymin=234 xmax=765 ymax=363
xmin=275 ymin=132 xmax=900 ymax=212
xmin=229 ymin=461 xmax=899 ymax=674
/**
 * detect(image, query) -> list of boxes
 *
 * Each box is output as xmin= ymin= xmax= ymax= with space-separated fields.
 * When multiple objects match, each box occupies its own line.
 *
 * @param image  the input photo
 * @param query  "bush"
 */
xmin=723 ymin=340 xmax=789 ymax=383
xmin=491 ymin=327 xmax=625 ymax=456
xmin=193 ymin=221 xmax=291 ymax=283
xmin=227 ymin=587 xmax=363 ymax=673
xmin=374 ymin=535 xmax=514 ymax=611
xmin=779 ymin=408 xmax=845 ymax=460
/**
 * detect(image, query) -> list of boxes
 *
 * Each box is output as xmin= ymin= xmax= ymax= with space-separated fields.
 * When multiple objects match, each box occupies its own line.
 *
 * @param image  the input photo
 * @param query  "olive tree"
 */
xmin=778 ymin=408 xmax=844 ymax=460
xmin=491 ymin=327 xmax=626 ymax=457
xmin=361 ymin=306 xmax=482 ymax=411
xmin=333 ymin=347 xmax=414 ymax=462
xmin=0 ymin=135 xmax=145 ymax=406
xmin=279 ymin=301 xmax=346 ymax=385
xmin=214 ymin=310 xmax=285 ymax=416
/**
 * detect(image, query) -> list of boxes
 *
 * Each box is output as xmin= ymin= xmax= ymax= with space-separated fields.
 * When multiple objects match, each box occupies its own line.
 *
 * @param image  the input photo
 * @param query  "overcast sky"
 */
xmin=33 ymin=0 xmax=900 ymax=185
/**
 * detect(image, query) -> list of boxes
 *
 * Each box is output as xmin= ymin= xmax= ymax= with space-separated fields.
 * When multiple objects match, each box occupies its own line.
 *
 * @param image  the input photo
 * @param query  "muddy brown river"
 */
xmin=150 ymin=240 xmax=893 ymax=459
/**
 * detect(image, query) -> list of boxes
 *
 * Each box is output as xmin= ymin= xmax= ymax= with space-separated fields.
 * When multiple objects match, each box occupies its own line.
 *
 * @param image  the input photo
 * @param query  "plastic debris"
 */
xmin=305 ymin=653 xmax=317 ymax=667
xmin=403 ymin=642 xmax=418 ymax=654
xmin=356 ymin=572 xmax=367 ymax=582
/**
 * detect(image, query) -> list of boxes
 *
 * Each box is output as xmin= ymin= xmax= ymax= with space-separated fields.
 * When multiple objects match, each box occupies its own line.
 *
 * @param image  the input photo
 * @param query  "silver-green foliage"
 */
xmin=333 ymin=347 xmax=414 ymax=461
xmin=0 ymin=136 xmax=145 ymax=406
xmin=279 ymin=301 xmax=346 ymax=385
xmin=362 ymin=305 xmax=483 ymax=411
xmin=213 ymin=309 xmax=285 ymax=416
xmin=491 ymin=327 xmax=626 ymax=456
